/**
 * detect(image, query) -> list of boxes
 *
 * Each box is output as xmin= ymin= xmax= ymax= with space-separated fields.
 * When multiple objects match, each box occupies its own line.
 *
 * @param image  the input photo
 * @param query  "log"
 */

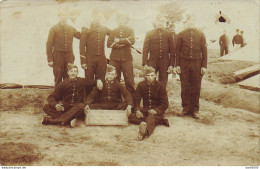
xmin=238 ymin=74 xmax=260 ymax=91
xmin=233 ymin=64 xmax=260 ymax=81
xmin=86 ymin=109 xmax=128 ymax=126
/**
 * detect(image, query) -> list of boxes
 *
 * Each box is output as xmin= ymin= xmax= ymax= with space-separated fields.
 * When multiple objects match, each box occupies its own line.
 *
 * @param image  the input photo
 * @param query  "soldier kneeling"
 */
xmin=128 ymin=66 xmax=170 ymax=141
xmin=84 ymin=65 xmax=133 ymax=122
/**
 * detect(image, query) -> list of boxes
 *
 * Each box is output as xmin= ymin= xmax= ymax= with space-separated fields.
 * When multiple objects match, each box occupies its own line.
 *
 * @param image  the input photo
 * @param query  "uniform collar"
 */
xmin=69 ymin=77 xmax=77 ymax=82
xmin=106 ymin=79 xmax=115 ymax=84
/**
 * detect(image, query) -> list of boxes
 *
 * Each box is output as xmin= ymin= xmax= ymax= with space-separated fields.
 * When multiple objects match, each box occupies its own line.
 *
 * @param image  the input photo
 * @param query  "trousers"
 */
xmin=53 ymin=51 xmax=75 ymax=87
xmin=43 ymin=103 xmax=85 ymax=125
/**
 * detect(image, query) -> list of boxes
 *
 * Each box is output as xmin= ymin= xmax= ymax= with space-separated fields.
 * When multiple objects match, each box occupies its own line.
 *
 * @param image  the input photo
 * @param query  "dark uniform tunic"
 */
xmin=219 ymin=34 xmax=229 ymax=56
xmin=128 ymin=80 xmax=169 ymax=136
xmin=176 ymin=28 xmax=207 ymax=114
xmin=143 ymin=28 xmax=175 ymax=86
xmin=84 ymin=80 xmax=133 ymax=110
xmin=43 ymin=78 xmax=95 ymax=125
xmin=80 ymin=24 xmax=110 ymax=96
xmin=80 ymin=24 xmax=110 ymax=80
xmin=46 ymin=22 xmax=81 ymax=87
xmin=232 ymin=34 xmax=243 ymax=46
xmin=107 ymin=26 xmax=136 ymax=96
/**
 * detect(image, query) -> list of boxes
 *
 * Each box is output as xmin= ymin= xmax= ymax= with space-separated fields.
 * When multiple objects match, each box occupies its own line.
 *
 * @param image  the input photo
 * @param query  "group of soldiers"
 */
xmin=42 ymin=10 xmax=208 ymax=140
xmin=219 ymin=28 xmax=246 ymax=57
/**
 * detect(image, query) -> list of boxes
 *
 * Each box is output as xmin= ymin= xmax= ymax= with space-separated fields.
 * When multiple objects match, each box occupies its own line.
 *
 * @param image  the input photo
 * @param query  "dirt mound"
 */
xmin=0 ymin=89 xmax=52 ymax=111
xmin=0 ymin=142 xmax=42 ymax=165
xmin=201 ymin=80 xmax=260 ymax=113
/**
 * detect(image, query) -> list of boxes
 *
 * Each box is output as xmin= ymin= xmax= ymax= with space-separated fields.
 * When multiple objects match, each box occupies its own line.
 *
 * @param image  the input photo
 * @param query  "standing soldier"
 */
xmin=232 ymin=29 xmax=243 ymax=50
xmin=175 ymin=15 xmax=207 ymax=119
xmin=128 ymin=66 xmax=169 ymax=140
xmin=80 ymin=9 xmax=110 ymax=95
xmin=107 ymin=13 xmax=136 ymax=96
xmin=219 ymin=30 xmax=229 ymax=56
xmin=142 ymin=16 xmax=175 ymax=87
xmin=46 ymin=10 xmax=81 ymax=87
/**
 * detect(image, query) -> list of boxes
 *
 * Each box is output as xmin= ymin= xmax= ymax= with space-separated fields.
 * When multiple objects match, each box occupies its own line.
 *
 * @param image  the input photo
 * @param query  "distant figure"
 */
xmin=232 ymin=29 xmax=243 ymax=50
xmin=46 ymin=9 xmax=81 ymax=87
xmin=219 ymin=30 xmax=229 ymax=56
xmin=128 ymin=66 xmax=169 ymax=141
xmin=240 ymin=30 xmax=246 ymax=47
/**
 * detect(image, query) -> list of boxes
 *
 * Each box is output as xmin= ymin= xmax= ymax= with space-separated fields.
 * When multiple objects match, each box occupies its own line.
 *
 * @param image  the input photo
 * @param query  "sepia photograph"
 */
xmin=0 ymin=0 xmax=259 ymax=167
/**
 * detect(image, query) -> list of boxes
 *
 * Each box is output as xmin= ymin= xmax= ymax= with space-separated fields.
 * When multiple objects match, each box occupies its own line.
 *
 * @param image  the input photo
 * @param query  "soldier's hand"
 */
xmin=148 ymin=109 xmax=157 ymax=115
xmin=167 ymin=66 xmax=174 ymax=73
xmin=136 ymin=110 xmax=143 ymax=119
xmin=55 ymin=103 xmax=64 ymax=112
xmin=81 ymin=64 xmax=87 ymax=70
xmin=125 ymin=105 xmax=132 ymax=117
xmin=97 ymin=79 xmax=103 ymax=90
xmin=48 ymin=62 xmax=53 ymax=67
xmin=84 ymin=105 xmax=90 ymax=114
xmin=176 ymin=66 xmax=181 ymax=75
xmin=201 ymin=67 xmax=207 ymax=75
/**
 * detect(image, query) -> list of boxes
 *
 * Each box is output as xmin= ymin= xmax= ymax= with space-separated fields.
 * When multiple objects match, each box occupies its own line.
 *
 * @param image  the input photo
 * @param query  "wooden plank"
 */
xmin=233 ymin=64 xmax=260 ymax=80
xmin=86 ymin=109 xmax=128 ymax=126
xmin=238 ymin=74 xmax=260 ymax=91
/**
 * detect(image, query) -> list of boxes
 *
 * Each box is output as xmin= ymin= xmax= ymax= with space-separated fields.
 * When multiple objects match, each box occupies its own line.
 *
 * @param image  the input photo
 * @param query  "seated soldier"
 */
xmin=42 ymin=64 xmax=102 ymax=127
xmin=84 ymin=65 xmax=133 ymax=121
xmin=128 ymin=66 xmax=170 ymax=141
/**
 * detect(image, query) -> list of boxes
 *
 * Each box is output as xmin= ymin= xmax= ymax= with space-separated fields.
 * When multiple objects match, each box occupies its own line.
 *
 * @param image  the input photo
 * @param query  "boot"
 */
xmin=42 ymin=116 xmax=62 ymax=125
xmin=137 ymin=122 xmax=147 ymax=141
xmin=176 ymin=110 xmax=190 ymax=117
xmin=163 ymin=119 xmax=170 ymax=127
xmin=191 ymin=111 xmax=200 ymax=119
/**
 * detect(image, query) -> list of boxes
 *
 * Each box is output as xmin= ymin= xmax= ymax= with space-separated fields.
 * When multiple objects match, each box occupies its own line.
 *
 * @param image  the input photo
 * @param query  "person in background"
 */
xmin=219 ymin=30 xmax=229 ymax=56
xmin=232 ymin=29 xmax=243 ymax=50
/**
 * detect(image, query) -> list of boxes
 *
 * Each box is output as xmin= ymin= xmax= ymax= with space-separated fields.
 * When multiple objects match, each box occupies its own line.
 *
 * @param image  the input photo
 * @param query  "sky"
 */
xmin=0 ymin=0 xmax=259 ymax=85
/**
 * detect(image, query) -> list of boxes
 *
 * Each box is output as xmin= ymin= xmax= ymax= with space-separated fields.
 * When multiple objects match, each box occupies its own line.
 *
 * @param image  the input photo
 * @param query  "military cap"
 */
xmin=67 ymin=63 xmax=78 ymax=71
xmin=143 ymin=66 xmax=155 ymax=75
xmin=107 ymin=64 xmax=116 ymax=73
xmin=236 ymin=29 xmax=239 ymax=32
xmin=240 ymin=30 xmax=244 ymax=33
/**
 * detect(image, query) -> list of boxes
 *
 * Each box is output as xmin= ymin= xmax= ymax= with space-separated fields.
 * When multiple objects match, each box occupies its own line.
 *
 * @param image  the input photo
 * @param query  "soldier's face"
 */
xmin=156 ymin=19 xmax=164 ymax=29
xmin=145 ymin=72 xmax=156 ymax=84
xmin=105 ymin=70 xmax=117 ymax=81
xmin=117 ymin=16 xmax=128 ymax=26
xmin=59 ymin=15 xmax=68 ymax=23
xmin=92 ymin=14 xmax=102 ymax=25
xmin=68 ymin=68 xmax=78 ymax=80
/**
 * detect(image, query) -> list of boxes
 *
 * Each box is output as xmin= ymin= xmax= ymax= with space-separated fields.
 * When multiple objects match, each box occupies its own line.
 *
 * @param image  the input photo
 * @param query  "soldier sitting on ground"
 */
xmin=42 ymin=64 xmax=102 ymax=127
xmin=84 ymin=65 xmax=133 ymax=123
xmin=128 ymin=66 xmax=170 ymax=141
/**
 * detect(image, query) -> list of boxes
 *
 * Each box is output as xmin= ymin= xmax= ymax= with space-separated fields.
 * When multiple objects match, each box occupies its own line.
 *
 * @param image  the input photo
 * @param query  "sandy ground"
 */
xmin=0 ymin=75 xmax=260 ymax=166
